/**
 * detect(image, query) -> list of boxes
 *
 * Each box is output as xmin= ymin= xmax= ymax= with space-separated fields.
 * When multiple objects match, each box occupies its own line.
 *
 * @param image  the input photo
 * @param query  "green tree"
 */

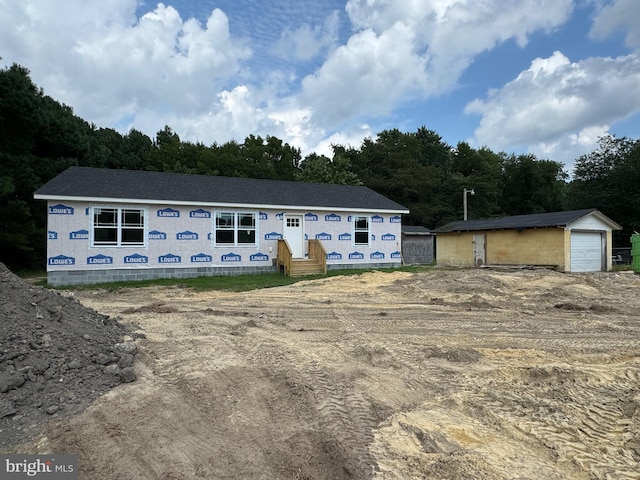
xmin=446 ymin=143 xmax=503 ymax=222
xmin=415 ymin=126 xmax=452 ymax=171
xmin=500 ymin=154 xmax=567 ymax=215
xmin=0 ymin=64 xmax=87 ymax=269
xmin=297 ymin=153 xmax=361 ymax=185
xmin=568 ymin=136 xmax=640 ymax=244
xmin=239 ymin=135 xmax=301 ymax=180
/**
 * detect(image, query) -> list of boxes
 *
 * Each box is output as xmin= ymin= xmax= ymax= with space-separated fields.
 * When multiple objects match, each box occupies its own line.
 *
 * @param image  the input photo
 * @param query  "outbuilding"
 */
xmin=434 ymin=209 xmax=621 ymax=272
xmin=401 ymin=226 xmax=435 ymax=264
xmin=34 ymin=166 xmax=409 ymax=286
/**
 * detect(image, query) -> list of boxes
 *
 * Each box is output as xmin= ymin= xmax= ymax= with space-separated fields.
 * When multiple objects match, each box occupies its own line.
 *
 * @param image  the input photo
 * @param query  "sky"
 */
xmin=1 ymin=0 xmax=640 ymax=173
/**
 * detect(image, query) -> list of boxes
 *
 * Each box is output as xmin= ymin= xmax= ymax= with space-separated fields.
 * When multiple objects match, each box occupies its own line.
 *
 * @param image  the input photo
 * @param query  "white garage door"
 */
xmin=570 ymin=232 xmax=603 ymax=272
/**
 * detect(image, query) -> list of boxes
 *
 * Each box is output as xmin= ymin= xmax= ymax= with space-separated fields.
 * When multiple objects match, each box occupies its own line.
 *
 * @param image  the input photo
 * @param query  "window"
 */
xmin=354 ymin=216 xmax=369 ymax=245
xmin=93 ymin=207 xmax=145 ymax=246
xmin=215 ymin=212 xmax=256 ymax=246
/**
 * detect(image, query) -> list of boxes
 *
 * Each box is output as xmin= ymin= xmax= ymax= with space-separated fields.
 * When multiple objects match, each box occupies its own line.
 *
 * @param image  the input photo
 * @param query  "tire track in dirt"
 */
xmin=300 ymin=361 xmax=379 ymax=478
xmin=459 ymin=360 xmax=640 ymax=479
xmin=22 ymin=269 xmax=640 ymax=480
xmin=236 ymin=328 xmax=387 ymax=480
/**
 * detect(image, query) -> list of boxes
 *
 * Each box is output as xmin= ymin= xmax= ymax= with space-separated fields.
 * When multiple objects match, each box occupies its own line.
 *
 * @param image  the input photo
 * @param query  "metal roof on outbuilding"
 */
xmin=34 ymin=166 xmax=409 ymax=213
xmin=434 ymin=209 xmax=622 ymax=233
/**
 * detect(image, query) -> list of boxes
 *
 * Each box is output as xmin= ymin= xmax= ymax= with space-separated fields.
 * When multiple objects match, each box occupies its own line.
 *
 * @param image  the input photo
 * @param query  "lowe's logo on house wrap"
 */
xmin=338 ymin=232 xmax=352 ymax=241
xmin=276 ymin=212 xmax=284 ymax=220
xmin=48 ymin=255 xmax=75 ymax=266
xmin=349 ymin=251 xmax=364 ymax=260
xmin=391 ymin=251 xmax=402 ymax=259
xmin=250 ymin=253 xmax=269 ymax=262
xmin=48 ymin=231 xmax=58 ymax=240
xmin=316 ymin=232 xmax=332 ymax=241
xmin=264 ymin=232 xmax=283 ymax=240
xmin=382 ymin=233 xmax=396 ymax=241
xmin=222 ymin=253 xmax=241 ymax=262
xmin=190 ymin=209 xmax=210 ymax=218
xmin=49 ymin=203 xmax=74 ymax=215
xmin=390 ymin=216 xmax=401 ymax=223
xmin=370 ymin=251 xmax=385 ymax=260
xmin=305 ymin=213 xmax=318 ymax=221
xmin=259 ymin=211 xmax=268 ymax=220
xmin=372 ymin=215 xmax=384 ymax=223
xmin=69 ymin=229 xmax=89 ymax=240
xmin=157 ymin=208 xmax=180 ymax=217
xmin=191 ymin=253 xmax=212 ymax=263
xmin=149 ymin=230 xmax=167 ymax=240
xmin=326 ymin=251 xmax=342 ymax=261
xmin=124 ymin=254 xmax=148 ymax=264
xmin=177 ymin=231 xmax=198 ymax=240
xmin=159 ymin=254 xmax=181 ymax=264
xmin=325 ymin=213 xmax=341 ymax=222
xmin=88 ymin=254 xmax=113 ymax=265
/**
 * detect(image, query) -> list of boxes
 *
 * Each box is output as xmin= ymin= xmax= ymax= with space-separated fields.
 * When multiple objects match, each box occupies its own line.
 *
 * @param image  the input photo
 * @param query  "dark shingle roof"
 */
xmin=34 ymin=166 xmax=409 ymax=212
xmin=434 ymin=209 xmax=621 ymax=233
xmin=401 ymin=226 xmax=433 ymax=235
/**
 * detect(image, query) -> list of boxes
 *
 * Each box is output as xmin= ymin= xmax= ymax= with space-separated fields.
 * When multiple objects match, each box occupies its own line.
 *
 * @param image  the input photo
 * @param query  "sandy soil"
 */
xmin=16 ymin=268 xmax=640 ymax=479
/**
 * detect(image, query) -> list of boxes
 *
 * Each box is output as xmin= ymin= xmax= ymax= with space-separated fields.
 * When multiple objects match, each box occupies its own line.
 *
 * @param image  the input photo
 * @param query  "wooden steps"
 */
xmin=289 ymin=258 xmax=325 ymax=277
xmin=278 ymin=239 xmax=327 ymax=277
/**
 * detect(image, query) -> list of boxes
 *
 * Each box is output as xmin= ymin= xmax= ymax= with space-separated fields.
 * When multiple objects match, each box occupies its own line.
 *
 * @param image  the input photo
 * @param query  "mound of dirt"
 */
xmin=0 ymin=263 xmax=139 ymax=450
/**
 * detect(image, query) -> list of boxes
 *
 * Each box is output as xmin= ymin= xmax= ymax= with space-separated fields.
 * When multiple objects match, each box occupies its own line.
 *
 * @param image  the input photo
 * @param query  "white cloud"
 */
xmin=590 ymin=0 xmax=640 ymax=50
xmin=0 ymin=1 xmax=251 ymax=130
xmin=312 ymin=124 xmax=373 ymax=158
xmin=528 ymin=125 xmax=611 ymax=171
xmin=272 ymin=11 xmax=340 ymax=62
xmin=300 ymin=23 xmax=429 ymax=128
xmin=465 ymin=51 xmax=640 ymax=166
xmin=2 ymin=0 xmax=634 ymax=169
xmin=299 ymin=0 xmax=575 ymax=130
xmin=344 ymin=0 xmax=574 ymax=91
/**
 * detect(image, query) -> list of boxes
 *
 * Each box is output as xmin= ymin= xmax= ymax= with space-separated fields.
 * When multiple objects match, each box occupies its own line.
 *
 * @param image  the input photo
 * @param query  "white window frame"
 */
xmin=91 ymin=206 xmax=147 ymax=247
xmin=213 ymin=211 xmax=258 ymax=247
xmin=353 ymin=215 xmax=370 ymax=246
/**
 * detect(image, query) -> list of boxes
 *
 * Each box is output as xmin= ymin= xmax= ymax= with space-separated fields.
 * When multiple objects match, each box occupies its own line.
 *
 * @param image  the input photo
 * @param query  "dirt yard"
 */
xmin=12 ymin=268 xmax=640 ymax=479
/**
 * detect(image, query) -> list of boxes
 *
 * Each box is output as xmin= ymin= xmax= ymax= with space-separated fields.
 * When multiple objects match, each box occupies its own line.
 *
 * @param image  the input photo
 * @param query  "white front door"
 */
xmin=473 ymin=234 xmax=486 ymax=267
xmin=284 ymin=215 xmax=304 ymax=258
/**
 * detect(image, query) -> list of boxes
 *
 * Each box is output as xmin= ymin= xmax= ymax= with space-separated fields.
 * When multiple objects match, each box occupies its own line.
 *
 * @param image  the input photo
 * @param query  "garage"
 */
xmin=434 ymin=208 xmax=622 ymax=272
xmin=570 ymin=232 xmax=604 ymax=272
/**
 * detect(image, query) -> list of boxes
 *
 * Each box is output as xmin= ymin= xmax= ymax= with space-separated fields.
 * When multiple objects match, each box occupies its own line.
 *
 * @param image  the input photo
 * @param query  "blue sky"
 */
xmin=1 ymin=0 xmax=639 ymax=173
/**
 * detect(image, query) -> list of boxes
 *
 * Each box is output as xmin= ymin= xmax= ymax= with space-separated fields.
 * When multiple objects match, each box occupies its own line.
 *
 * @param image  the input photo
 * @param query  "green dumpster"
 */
xmin=632 ymin=234 xmax=640 ymax=273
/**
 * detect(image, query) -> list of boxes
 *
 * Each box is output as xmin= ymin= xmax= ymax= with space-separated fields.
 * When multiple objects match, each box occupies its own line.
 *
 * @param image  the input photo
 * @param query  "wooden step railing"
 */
xmin=277 ymin=239 xmax=293 ymax=276
xmin=277 ymin=239 xmax=327 ymax=277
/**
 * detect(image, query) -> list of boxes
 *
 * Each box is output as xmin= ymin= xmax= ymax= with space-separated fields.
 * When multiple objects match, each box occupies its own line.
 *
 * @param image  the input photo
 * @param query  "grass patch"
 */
xmin=36 ymin=265 xmax=436 ymax=293
xmin=612 ymin=264 xmax=633 ymax=272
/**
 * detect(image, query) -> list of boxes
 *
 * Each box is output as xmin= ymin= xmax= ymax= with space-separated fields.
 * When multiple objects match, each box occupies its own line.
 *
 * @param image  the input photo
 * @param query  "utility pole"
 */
xmin=463 ymin=188 xmax=475 ymax=221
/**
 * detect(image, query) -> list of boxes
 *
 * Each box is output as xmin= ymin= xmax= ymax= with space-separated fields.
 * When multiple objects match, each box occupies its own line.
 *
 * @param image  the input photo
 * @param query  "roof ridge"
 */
xmin=34 ymin=166 xmax=409 ymax=213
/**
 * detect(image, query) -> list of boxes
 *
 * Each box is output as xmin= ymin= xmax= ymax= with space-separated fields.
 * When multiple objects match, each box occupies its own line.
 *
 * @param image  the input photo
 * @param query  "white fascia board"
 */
xmin=566 ymin=211 xmax=623 ymax=231
xmin=33 ymin=194 xmax=410 ymax=215
xmin=591 ymin=211 xmax=623 ymax=230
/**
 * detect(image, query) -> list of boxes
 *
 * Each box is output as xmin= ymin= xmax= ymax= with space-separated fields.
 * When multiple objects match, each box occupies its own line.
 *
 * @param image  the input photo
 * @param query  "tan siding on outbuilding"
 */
xmin=436 ymin=232 xmax=475 ymax=267
xmin=487 ymin=229 xmax=565 ymax=268
xmin=437 ymin=229 xmax=566 ymax=269
xmin=434 ymin=209 xmax=621 ymax=272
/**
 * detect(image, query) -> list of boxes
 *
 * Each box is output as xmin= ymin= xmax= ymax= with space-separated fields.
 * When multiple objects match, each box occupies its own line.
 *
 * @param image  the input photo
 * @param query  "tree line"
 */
xmin=1 ymin=63 xmax=639 ymax=271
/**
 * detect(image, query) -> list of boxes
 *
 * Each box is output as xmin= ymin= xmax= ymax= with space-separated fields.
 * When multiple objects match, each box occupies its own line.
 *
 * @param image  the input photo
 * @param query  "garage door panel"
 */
xmin=570 ymin=232 xmax=603 ymax=272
